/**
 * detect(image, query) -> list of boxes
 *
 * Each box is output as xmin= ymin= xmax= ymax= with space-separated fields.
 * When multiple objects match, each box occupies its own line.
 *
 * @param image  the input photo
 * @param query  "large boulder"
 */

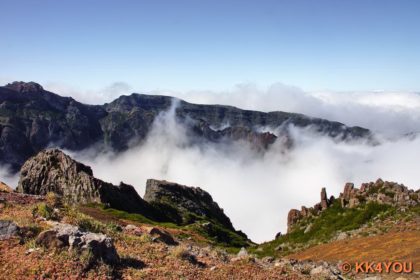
xmin=16 ymin=149 xmax=159 ymax=218
xmin=0 ymin=220 xmax=20 ymax=240
xmin=147 ymin=227 xmax=178 ymax=245
xmin=36 ymin=223 xmax=119 ymax=264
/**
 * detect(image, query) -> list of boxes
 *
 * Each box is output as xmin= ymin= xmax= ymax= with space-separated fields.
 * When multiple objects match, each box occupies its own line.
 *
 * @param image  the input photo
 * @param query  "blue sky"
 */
xmin=1 ymin=0 xmax=420 ymax=92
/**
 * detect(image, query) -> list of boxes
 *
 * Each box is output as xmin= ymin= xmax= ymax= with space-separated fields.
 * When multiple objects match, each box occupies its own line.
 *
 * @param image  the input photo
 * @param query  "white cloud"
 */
xmin=70 ymin=104 xmax=420 ymax=242
xmin=43 ymin=82 xmax=132 ymax=105
xmin=151 ymin=83 xmax=420 ymax=137
xmin=0 ymin=166 xmax=19 ymax=188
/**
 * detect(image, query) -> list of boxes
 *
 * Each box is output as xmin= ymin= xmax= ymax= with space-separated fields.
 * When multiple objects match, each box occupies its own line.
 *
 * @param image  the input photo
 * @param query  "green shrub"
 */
xmin=253 ymin=201 xmax=393 ymax=257
xmin=32 ymin=203 xmax=58 ymax=220
xmin=366 ymin=185 xmax=380 ymax=195
xmin=64 ymin=207 xmax=106 ymax=233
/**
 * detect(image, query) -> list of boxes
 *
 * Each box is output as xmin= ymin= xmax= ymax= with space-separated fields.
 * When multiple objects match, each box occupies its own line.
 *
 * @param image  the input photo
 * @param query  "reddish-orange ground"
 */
xmin=289 ymin=230 xmax=420 ymax=271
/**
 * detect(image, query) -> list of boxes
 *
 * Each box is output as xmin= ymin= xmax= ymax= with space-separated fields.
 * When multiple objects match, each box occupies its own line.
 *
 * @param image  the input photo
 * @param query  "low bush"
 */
xmin=64 ymin=207 xmax=106 ymax=233
xmin=45 ymin=192 xmax=61 ymax=208
xmin=32 ymin=203 xmax=58 ymax=220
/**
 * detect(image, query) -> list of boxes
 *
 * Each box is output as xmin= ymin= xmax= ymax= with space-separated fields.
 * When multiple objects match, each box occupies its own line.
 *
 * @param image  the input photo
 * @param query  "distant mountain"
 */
xmin=0 ymin=81 xmax=372 ymax=172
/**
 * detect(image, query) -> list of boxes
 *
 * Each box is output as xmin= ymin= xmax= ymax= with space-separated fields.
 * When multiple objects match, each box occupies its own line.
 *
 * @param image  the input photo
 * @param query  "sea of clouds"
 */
xmin=3 ymin=82 xmax=420 ymax=242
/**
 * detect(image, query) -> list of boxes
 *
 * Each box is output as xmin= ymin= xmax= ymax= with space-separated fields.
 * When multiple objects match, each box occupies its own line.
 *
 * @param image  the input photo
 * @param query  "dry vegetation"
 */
xmin=0 ymin=193 xmax=308 ymax=280
xmin=1 ymin=191 xmax=419 ymax=279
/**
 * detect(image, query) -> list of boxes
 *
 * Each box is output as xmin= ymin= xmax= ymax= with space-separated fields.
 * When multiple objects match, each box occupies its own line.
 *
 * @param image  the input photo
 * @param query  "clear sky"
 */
xmin=1 ymin=0 xmax=420 ymax=92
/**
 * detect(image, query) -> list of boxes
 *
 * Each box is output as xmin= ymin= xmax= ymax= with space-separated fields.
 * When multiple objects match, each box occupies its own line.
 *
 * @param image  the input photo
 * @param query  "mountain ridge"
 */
xmin=0 ymin=81 xmax=373 ymax=172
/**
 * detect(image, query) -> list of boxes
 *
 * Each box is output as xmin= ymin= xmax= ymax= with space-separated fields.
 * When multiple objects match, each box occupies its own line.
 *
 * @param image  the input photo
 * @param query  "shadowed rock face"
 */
xmin=16 ymin=149 xmax=158 ymax=218
xmin=144 ymin=179 xmax=235 ymax=231
xmin=0 ymin=82 xmax=105 ymax=171
xmin=0 ymin=81 xmax=372 ymax=172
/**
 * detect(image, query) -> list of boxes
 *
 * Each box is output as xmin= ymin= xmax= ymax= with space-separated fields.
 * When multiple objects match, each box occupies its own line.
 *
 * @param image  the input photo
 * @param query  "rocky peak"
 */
xmin=5 ymin=81 xmax=44 ymax=93
xmin=144 ymin=179 xmax=235 ymax=231
xmin=339 ymin=178 xmax=418 ymax=208
xmin=286 ymin=178 xmax=419 ymax=232
xmin=16 ymin=149 xmax=158 ymax=217
xmin=320 ymin=187 xmax=329 ymax=210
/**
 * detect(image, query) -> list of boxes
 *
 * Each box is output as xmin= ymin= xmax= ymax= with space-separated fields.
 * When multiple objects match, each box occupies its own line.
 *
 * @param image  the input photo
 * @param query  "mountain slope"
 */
xmin=0 ymin=81 xmax=372 ymax=172
xmin=253 ymin=179 xmax=420 ymax=262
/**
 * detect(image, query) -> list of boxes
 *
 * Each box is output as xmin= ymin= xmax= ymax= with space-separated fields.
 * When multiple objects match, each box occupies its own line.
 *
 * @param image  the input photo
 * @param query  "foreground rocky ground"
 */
xmin=1 ymin=190 xmax=419 ymax=279
xmin=1 ymin=191 xmax=315 ymax=280
xmin=1 ymin=149 xmax=419 ymax=279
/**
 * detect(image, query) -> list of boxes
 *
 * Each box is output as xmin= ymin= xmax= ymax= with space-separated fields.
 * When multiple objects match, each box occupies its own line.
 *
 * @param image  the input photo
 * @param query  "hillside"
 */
xmin=253 ymin=179 xmax=420 ymax=278
xmin=0 ymin=149 xmax=322 ymax=279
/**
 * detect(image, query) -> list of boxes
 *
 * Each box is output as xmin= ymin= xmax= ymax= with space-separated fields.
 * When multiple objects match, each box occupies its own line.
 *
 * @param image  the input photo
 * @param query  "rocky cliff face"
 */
xmin=0 ymin=81 xmax=372 ymax=172
xmin=287 ymin=178 xmax=420 ymax=232
xmin=15 ymin=149 xmax=249 ymax=244
xmin=16 ymin=149 xmax=158 ymax=218
xmin=144 ymin=179 xmax=235 ymax=231
xmin=0 ymin=82 xmax=106 ymax=171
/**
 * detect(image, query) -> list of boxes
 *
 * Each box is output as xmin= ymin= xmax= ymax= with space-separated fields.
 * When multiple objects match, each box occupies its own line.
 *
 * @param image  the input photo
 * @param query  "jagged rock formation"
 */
xmin=340 ymin=178 xmax=419 ymax=208
xmin=0 ymin=81 xmax=372 ymax=172
xmin=287 ymin=188 xmax=335 ymax=233
xmin=144 ymin=179 xmax=235 ymax=231
xmin=287 ymin=179 xmax=419 ymax=231
xmin=16 ymin=149 xmax=158 ymax=218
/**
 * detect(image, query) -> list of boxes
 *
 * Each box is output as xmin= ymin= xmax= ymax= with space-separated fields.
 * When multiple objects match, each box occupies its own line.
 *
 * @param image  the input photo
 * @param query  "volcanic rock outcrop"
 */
xmin=144 ymin=179 xmax=235 ymax=231
xmin=144 ymin=179 xmax=249 ymax=245
xmin=340 ymin=179 xmax=419 ymax=208
xmin=287 ymin=188 xmax=334 ymax=232
xmin=287 ymin=178 xmax=420 ymax=232
xmin=14 ymin=149 xmax=249 ymax=245
xmin=16 ymin=149 xmax=158 ymax=218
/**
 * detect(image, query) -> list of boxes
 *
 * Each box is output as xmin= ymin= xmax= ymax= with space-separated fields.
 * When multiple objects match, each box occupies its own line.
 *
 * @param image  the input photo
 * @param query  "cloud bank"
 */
xmin=70 ymin=100 xmax=420 ymax=243
xmin=154 ymin=83 xmax=420 ymax=137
